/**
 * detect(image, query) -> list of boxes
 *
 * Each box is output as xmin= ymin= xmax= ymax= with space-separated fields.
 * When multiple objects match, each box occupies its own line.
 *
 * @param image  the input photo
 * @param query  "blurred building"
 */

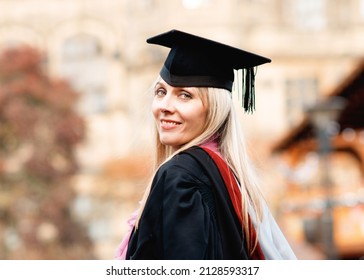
xmin=0 ymin=0 xmax=364 ymax=259
xmin=273 ymin=61 xmax=364 ymax=259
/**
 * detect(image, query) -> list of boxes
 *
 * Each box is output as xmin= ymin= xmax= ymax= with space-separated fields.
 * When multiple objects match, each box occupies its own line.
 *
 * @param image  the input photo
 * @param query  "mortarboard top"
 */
xmin=147 ymin=29 xmax=271 ymax=113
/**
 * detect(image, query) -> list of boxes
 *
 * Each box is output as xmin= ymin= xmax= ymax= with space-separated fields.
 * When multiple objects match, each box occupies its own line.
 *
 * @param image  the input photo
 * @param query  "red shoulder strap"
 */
xmin=201 ymin=147 xmax=265 ymax=260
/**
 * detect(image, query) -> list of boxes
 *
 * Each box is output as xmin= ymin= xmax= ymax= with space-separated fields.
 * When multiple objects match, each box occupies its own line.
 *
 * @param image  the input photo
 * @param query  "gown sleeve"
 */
xmin=161 ymin=164 xmax=216 ymax=259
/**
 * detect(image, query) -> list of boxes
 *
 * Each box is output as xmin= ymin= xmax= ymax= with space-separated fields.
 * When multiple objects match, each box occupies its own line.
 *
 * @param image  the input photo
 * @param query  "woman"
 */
xmin=115 ymin=29 xmax=296 ymax=260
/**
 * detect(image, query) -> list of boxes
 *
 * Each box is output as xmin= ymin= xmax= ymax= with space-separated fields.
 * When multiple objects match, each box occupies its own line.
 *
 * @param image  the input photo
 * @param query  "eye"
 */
xmin=155 ymin=87 xmax=166 ymax=97
xmin=179 ymin=91 xmax=192 ymax=100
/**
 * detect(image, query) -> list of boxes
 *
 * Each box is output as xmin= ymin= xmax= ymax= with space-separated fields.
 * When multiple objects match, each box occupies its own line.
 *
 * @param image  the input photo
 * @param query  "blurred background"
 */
xmin=0 ymin=0 xmax=363 ymax=260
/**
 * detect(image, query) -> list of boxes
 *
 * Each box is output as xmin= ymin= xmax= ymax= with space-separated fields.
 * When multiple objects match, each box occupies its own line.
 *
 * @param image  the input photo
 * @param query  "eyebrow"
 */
xmin=155 ymin=81 xmax=194 ymax=92
xmin=154 ymin=81 xmax=164 ymax=88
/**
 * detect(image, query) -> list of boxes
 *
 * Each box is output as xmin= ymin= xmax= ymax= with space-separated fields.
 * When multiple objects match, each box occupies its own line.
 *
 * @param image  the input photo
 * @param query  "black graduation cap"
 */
xmin=146 ymin=29 xmax=271 ymax=113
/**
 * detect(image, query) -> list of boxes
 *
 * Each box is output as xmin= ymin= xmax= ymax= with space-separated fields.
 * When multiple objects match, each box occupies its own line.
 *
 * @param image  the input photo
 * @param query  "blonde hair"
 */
xmin=137 ymin=80 xmax=264 ymax=255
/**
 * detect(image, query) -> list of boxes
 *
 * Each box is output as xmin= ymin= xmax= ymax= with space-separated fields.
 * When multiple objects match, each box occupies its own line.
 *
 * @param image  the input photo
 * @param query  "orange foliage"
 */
xmin=0 ymin=46 xmax=93 ymax=259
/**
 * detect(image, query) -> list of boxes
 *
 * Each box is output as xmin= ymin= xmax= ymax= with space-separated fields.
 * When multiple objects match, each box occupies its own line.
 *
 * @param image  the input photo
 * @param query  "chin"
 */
xmin=160 ymin=139 xmax=182 ymax=149
xmin=160 ymin=139 xmax=177 ymax=146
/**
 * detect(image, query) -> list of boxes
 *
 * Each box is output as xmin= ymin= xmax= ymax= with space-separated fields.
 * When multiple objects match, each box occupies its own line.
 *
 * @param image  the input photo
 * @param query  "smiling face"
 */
xmin=152 ymin=79 xmax=208 ymax=151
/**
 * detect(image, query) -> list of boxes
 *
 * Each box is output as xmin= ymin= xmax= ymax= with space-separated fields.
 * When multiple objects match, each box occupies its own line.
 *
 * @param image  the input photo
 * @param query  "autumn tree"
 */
xmin=0 ymin=46 xmax=94 ymax=259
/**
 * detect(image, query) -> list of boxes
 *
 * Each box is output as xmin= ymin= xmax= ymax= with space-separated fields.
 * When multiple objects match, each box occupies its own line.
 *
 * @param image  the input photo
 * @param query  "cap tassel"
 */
xmin=233 ymin=68 xmax=257 ymax=113
xmin=243 ymin=67 xmax=256 ymax=113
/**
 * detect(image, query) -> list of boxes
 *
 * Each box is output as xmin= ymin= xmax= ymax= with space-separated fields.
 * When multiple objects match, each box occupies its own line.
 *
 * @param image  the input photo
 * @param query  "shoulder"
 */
xmin=150 ymin=146 xmax=219 ymax=192
xmin=153 ymin=147 xmax=220 ymax=215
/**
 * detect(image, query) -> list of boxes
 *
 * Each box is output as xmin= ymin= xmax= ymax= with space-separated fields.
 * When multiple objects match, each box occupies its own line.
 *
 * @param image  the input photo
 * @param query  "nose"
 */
xmin=158 ymin=93 xmax=175 ymax=113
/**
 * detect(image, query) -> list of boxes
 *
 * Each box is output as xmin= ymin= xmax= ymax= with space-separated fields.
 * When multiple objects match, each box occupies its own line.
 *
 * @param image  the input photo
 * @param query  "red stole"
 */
xmin=201 ymin=147 xmax=265 ymax=260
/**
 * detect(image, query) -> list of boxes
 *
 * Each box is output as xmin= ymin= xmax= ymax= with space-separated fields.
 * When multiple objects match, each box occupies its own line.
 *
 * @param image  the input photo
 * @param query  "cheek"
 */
xmin=199 ymin=114 xmax=208 ymax=131
xmin=193 ymin=108 xmax=208 ymax=132
xmin=151 ymin=101 xmax=159 ymax=120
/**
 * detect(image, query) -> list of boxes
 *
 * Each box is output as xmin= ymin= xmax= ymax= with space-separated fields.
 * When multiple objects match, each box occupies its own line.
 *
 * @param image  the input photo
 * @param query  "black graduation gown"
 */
xmin=126 ymin=146 xmax=250 ymax=260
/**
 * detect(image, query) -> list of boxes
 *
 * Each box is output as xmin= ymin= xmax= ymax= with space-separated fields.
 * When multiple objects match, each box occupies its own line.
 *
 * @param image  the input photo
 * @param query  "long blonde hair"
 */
xmin=137 ymin=81 xmax=264 ymax=255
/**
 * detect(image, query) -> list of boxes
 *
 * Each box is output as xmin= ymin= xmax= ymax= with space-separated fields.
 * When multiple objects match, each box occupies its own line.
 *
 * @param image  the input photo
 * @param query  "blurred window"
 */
xmin=285 ymin=78 xmax=318 ymax=127
xmin=60 ymin=34 xmax=108 ymax=115
xmin=283 ymin=0 xmax=327 ymax=31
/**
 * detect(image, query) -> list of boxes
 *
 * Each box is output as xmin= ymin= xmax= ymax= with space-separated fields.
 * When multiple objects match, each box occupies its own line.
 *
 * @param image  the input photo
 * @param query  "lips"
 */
xmin=160 ymin=119 xmax=182 ymax=130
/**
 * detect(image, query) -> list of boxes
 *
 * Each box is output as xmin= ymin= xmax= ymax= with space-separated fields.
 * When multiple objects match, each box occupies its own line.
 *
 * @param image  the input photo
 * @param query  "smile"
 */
xmin=160 ymin=119 xmax=181 ymax=129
